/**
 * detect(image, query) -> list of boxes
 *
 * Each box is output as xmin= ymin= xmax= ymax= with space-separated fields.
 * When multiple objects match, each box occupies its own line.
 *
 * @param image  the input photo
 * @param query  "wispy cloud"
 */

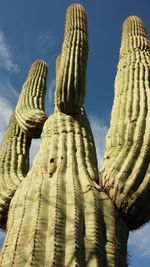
xmin=0 ymin=31 xmax=20 ymax=246
xmin=45 ymin=78 xmax=55 ymax=114
xmin=0 ymin=31 xmax=19 ymax=72
xmin=36 ymin=32 xmax=55 ymax=55
xmin=89 ymin=114 xmax=108 ymax=167
xmin=30 ymin=139 xmax=41 ymax=167
xmin=48 ymin=78 xmax=55 ymax=102
xmin=129 ymin=223 xmax=150 ymax=258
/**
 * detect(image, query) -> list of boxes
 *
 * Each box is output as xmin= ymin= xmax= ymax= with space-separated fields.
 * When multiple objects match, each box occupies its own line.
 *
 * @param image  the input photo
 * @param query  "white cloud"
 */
xmin=36 ymin=32 xmax=55 ymax=55
xmin=44 ymin=78 xmax=55 ymax=115
xmin=5 ymin=79 xmax=19 ymax=99
xmin=30 ymin=139 xmax=40 ymax=167
xmin=129 ymin=223 xmax=150 ymax=258
xmin=0 ymin=30 xmax=20 ymax=142
xmin=89 ymin=114 xmax=108 ymax=167
xmin=0 ymin=31 xmax=19 ymax=72
xmin=48 ymin=78 xmax=55 ymax=102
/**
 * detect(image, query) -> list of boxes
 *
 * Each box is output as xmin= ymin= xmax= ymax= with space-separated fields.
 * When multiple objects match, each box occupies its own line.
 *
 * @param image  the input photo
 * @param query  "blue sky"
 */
xmin=0 ymin=0 xmax=150 ymax=266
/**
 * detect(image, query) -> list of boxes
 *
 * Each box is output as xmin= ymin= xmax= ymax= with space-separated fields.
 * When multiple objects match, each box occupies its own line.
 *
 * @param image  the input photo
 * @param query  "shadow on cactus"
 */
xmin=0 ymin=3 xmax=150 ymax=267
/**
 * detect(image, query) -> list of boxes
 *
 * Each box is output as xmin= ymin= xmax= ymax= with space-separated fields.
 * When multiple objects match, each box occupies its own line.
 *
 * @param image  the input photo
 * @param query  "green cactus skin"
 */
xmin=100 ymin=16 xmax=150 ymax=230
xmin=0 ymin=115 xmax=31 ymax=228
xmin=0 ymin=4 xmax=129 ymax=266
xmin=54 ymin=4 xmax=88 ymax=115
xmin=15 ymin=60 xmax=48 ymax=138
xmin=0 ymin=60 xmax=48 ymax=228
xmin=0 ymin=111 xmax=128 ymax=267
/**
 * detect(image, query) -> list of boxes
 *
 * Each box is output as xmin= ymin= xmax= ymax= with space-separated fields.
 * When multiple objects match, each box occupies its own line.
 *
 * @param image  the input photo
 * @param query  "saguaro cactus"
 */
xmin=0 ymin=3 xmax=150 ymax=267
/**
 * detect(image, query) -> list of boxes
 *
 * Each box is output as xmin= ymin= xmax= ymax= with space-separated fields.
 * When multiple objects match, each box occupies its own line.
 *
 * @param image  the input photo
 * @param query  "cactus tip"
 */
xmin=122 ymin=15 xmax=147 ymax=37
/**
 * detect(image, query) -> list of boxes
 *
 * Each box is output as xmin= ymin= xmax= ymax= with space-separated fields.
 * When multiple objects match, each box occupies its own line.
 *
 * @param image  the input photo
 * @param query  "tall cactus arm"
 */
xmin=0 ymin=60 xmax=48 ymax=228
xmin=54 ymin=3 xmax=88 ymax=114
xmin=100 ymin=16 xmax=150 ymax=230
xmin=0 ymin=115 xmax=31 ymax=228
xmin=0 ymin=4 xmax=129 ymax=266
xmin=15 ymin=60 xmax=48 ymax=138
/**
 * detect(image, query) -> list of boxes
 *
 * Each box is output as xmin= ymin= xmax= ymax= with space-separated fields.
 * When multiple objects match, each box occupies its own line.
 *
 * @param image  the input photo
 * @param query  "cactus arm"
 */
xmin=100 ymin=16 xmax=150 ymax=229
xmin=54 ymin=4 xmax=88 ymax=115
xmin=15 ymin=60 xmax=48 ymax=138
xmin=0 ymin=115 xmax=31 ymax=228
xmin=0 ymin=60 xmax=48 ymax=228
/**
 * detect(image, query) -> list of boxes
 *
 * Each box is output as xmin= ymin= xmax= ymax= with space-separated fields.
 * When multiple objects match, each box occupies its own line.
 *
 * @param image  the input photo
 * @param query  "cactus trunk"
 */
xmin=0 ymin=111 xmax=128 ymax=266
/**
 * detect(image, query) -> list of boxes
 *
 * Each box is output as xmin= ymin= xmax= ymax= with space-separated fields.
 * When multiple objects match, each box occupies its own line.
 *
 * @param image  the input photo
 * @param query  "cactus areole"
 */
xmin=0 ymin=3 xmax=150 ymax=267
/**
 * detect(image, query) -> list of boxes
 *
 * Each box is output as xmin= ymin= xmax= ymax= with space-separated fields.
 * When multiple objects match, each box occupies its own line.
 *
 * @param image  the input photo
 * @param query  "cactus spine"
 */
xmin=0 ymin=3 xmax=150 ymax=267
